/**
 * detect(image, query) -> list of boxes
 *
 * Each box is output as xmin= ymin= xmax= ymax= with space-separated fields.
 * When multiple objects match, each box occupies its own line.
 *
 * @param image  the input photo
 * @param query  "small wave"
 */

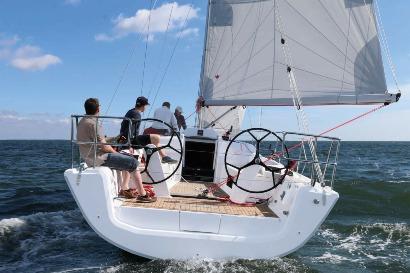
xmin=312 ymin=222 xmax=409 ymax=268
xmin=0 ymin=210 xmax=99 ymax=273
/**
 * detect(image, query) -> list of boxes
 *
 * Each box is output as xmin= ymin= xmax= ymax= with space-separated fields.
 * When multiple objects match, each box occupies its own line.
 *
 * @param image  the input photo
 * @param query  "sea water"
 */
xmin=0 ymin=140 xmax=408 ymax=273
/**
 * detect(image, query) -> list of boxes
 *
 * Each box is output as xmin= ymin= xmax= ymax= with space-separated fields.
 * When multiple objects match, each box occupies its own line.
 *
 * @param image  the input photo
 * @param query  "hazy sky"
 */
xmin=0 ymin=0 xmax=409 ymax=140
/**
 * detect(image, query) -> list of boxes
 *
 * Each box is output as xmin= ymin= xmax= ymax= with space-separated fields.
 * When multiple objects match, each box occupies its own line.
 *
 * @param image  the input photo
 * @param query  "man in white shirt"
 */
xmin=150 ymin=102 xmax=178 ymax=135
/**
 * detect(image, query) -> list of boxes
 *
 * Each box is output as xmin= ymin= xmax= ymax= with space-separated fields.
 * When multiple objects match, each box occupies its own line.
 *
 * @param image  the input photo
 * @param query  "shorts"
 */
xmin=102 ymin=153 xmax=138 ymax=172
xmin=143 ymin=127 xmax=169 ymax=136
xmin=131 ymin=135 xmax=151 ymax=147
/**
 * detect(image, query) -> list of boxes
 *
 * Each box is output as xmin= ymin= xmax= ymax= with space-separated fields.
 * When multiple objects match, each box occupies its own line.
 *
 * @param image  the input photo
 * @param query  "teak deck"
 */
xmin=122 ymin=181 xmax=277 ymax=218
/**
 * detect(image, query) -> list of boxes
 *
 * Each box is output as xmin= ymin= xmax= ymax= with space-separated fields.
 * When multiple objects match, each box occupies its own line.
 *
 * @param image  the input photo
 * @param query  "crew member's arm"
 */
xmin=181 ymin=115 xmax=187 ymax=130
xmin=96 ymin=123 xmax=117 ymax=153
xmin=171 ymin=114 xmax=178 ymax=131
xmin=99 ymin=137 xmax=117 ymax=153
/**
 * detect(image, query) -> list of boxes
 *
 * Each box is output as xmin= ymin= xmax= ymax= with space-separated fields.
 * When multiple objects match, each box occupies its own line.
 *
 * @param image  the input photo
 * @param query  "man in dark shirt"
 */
xmin=120 ymin=96 xmax=177 ymax=164
xmin=174 ymin=106 xmax=187 ymax=130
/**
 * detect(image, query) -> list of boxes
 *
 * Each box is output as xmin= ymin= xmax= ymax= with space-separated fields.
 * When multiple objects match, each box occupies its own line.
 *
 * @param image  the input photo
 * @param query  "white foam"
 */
xmin=0 ymin=217 xmax=26 ymax=236
xmin=312 ymin=252 xmax=362 ymax=264
xmin=386 ymin=180 xmax=410 ymax=184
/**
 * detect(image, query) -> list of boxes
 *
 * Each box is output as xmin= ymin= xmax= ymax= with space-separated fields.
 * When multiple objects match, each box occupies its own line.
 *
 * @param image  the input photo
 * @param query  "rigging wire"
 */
xmin=147 ymin=4 xmax=193 ymax=117
xmin=146 ymin=2 xmax=175 ymax=101
xmin=105 ymin=45 xmax=138 ymax=115
xmin=373 ymin=0 xmax=400 ymax=92
xmin=140 ymin=0 xmax=157 ymax=97
xmin=105 ymin=0 xmax=160 ymax=115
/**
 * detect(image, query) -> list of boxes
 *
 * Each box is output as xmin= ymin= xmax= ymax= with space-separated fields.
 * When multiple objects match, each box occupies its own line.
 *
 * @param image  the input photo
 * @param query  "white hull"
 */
xmin=64 ymin=166 xmax=338 ymax=259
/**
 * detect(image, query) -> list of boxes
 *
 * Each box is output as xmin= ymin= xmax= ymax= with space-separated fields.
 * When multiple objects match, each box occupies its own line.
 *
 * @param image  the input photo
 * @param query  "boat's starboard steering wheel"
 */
xmin=131 ymin=118 xmax=183 ymax=184
xmin=224 ymin=128 xmax=290 ymax=193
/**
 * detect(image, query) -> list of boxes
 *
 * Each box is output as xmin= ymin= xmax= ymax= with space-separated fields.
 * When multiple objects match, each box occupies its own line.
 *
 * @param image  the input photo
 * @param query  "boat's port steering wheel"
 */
xmin=132 ymin=118 xmax=183 ymax=184
xmin=224 ymin=128 xmax=290 ymax=193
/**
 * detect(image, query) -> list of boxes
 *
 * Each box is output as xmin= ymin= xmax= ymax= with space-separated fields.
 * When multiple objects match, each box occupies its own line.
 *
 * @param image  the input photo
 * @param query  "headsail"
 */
xmin=199 ymin=106 xmax=245 ymax=136
xmin=199 ymin=0 xmax=397 ymax=106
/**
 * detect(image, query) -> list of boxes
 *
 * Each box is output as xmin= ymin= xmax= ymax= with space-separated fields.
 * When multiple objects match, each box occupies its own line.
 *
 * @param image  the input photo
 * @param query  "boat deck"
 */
xmin=122 ymin=181 xmax=277 ymax=218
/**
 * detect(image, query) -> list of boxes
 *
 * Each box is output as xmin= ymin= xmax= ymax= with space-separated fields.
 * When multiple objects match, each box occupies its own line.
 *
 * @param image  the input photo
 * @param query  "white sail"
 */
xmin=200 ymin=106 xmax=245 ymax=136
xmin=199 ymin=0 xmax=396 ymax=106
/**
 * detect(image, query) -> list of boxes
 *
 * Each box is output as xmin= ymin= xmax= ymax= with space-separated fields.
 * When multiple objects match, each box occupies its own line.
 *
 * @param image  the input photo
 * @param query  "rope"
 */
xmin=274 ymin=103 xmax=387 ymax=158
xmin=274 ymin=1 xmax=324 ymax=182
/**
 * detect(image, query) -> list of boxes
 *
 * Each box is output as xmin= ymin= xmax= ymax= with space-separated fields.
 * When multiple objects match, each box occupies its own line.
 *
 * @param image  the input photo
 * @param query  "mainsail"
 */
xmin=199 ymin=0 xmax=397 ymax=106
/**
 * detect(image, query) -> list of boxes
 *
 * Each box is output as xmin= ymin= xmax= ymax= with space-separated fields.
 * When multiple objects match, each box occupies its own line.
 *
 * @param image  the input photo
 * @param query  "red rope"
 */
xmin=317 ymin=104 xmax=386 ymax=137
xmin=207 ymin=104 xmax=387 ymax=201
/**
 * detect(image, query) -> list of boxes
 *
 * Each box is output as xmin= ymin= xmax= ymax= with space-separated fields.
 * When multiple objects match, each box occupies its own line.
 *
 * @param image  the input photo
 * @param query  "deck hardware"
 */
xmin=313 ymin=199 xmax=320 ymax=204
xmin=280 ymin=191 xmax=286 ymax=200
xmin=283 ymin=211 xmax=289 ymax=216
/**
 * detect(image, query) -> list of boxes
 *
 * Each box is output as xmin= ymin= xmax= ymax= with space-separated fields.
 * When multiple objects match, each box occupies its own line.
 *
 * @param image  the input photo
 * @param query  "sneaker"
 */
xmin=119 ymin=189 xmax=137 ymax=199
xmin=161 ymin=156 xmax=178 ymax=164
xmin=136 ymin=194 xmax=157 ymax=203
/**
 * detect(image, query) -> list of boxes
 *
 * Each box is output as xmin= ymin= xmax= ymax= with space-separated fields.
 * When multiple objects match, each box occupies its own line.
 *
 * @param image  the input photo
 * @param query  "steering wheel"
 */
xmin=131 ymin=118 xmax=183 ymax=184
xmin=224 ymin=128 xmax=290 ymax=193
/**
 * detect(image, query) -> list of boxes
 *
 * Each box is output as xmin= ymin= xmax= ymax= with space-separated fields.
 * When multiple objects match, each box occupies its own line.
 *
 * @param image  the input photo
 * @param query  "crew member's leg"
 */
xmin=132 ymin=170 xmax=144 ymax=195
xmin=134 ymin=134 xmax=177 ymax=163
xmin=103 ymin=153 xmax=147 ymax=199
xmin=149 ymin=134 xmax=165 ymax=157
xmin=121 ymin=171 xmax=130 ymax=190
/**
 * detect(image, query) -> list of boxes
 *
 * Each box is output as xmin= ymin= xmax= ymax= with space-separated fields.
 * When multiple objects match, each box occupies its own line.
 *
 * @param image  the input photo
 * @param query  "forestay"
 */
xmin=199 ymin=0 xmax=396 ymax=106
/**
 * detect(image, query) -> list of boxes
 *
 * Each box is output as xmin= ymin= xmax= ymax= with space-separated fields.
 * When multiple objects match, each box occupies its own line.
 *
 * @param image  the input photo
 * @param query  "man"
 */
xmin=77 ymin=98 xmax=156 ymax=202
xmin=174 ymin=106 xmax=187 ymax=130
xmin=150 ymin=101 xmax=178 ymax=135
xmin=120 ymin=97 xmax=177 ymax=164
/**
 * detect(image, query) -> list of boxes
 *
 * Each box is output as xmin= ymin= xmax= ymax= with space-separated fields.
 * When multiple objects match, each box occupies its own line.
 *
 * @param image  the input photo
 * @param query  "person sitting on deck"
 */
xmin=174 ymin=106 xmax=187 ymax=131
xmin=145 ymin=101 xmax=178 ymax=135
xmin=119 ymin=97 xmax=178 ymax=164
xmin=77 ymin=98 xmax=156 ymax=202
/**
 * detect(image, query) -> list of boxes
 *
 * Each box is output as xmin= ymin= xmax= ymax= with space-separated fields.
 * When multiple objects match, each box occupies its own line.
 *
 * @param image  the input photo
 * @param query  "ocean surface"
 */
xmin=0 ymin=140 xmax=409 ymax=273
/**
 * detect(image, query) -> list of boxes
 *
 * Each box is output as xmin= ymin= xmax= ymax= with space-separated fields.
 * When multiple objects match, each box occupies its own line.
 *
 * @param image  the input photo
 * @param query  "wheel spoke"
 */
xmin=247 ymin=131 xmax=259 ymax=142
xmin=260 ymin=131 xmax=271 ymax=141
xmin=156 ymin=145 xmax=167 ymax=151
xmin=168 ymin=146 xmax=182 ymax=154
xmin=240 ymin=160 xmax=255 ymax=170
xmin=226 ymin=162 xmax=240 ymax=170
xmin=145 ymin=171 xmax=155 ymax=184
xmin=166 ymin=132 xmax=175 ymax=147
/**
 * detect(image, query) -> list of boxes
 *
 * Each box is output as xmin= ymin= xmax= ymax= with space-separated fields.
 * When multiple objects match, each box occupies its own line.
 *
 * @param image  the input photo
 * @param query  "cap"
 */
xmin=175 ymin=106 xmax=183 ymax=113
xmin=136 ymin=96 xmax=150 ymax=107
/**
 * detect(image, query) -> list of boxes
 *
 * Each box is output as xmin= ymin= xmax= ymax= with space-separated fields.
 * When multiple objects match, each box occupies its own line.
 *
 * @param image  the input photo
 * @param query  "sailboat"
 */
xmin=64 ymin=0 xmax=400 ymax=259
